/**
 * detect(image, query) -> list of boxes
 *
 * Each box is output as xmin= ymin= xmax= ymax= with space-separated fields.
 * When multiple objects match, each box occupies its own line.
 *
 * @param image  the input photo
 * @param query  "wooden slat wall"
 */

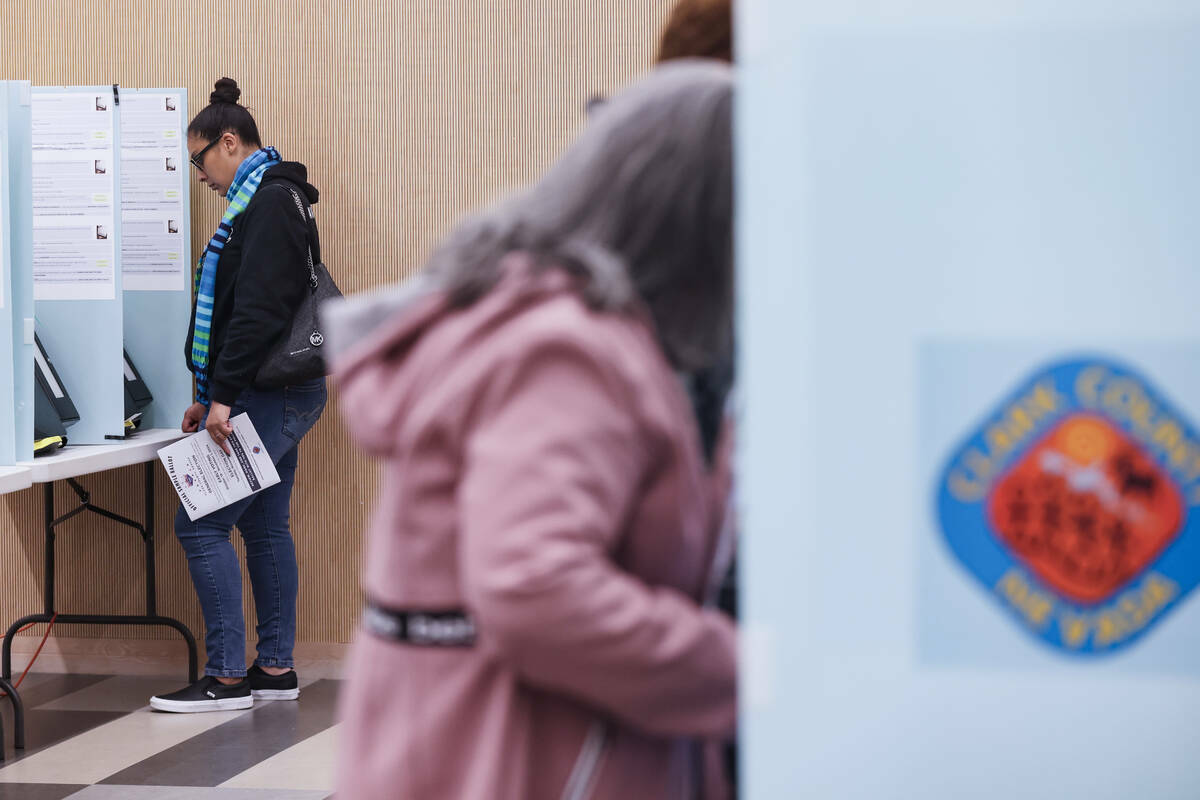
xmin=0 ymin=1 xmax=669 ymax=647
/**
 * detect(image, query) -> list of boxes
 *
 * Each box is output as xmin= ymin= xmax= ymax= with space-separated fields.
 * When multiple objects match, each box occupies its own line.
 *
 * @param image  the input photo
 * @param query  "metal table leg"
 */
xmin=0 ymin=463 xmax=198 ymax=758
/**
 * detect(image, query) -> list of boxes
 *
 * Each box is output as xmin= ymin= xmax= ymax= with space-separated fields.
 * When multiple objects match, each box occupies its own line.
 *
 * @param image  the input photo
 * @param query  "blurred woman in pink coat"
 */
xmin=327 ymin=61 xmax=737 ymax=800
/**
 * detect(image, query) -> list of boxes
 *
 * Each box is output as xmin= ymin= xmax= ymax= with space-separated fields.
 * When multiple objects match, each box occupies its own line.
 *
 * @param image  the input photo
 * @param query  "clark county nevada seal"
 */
xmin=936 ymin=356 xmax=1200 ymax=655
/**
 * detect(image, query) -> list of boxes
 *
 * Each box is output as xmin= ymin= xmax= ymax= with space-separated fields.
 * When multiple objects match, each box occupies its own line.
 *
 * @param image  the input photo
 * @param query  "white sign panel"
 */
xmin=31 ymin=89 xmax=117 ymax=301
xmin=120 ymin=91 xmax=187 ymax=291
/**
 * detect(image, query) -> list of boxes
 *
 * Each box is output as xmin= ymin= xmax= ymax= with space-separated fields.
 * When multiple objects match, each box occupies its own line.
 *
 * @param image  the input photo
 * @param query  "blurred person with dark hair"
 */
xmin=586 ymin=0 xmax=732 ymax=119
xmin=329 ymin=62 xmax=736 ymax=800
xmin=657 ymin=0 xmax=733 ymax=64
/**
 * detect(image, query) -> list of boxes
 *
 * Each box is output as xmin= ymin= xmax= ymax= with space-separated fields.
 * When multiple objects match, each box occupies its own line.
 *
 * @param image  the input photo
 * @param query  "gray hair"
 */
xmin=424 ymin=60 xmax=734 ymax=373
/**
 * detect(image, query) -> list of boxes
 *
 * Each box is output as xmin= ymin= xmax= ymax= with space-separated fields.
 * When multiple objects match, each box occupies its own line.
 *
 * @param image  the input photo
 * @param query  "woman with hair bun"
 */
xmin=150 ymin=77 xmax=328 ymax=713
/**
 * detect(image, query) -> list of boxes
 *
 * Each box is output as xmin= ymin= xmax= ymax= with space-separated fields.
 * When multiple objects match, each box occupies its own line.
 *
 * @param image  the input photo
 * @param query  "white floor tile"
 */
xmin=218 ymin=724 xmax=339 ymax=792
xmin=0 ymin=707 xmax=253 ymax=785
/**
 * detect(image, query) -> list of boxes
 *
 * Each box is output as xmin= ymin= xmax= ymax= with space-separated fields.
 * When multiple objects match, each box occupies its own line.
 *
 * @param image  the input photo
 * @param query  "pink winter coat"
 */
xmin=329 ymin=255 xmax=737 ymax=800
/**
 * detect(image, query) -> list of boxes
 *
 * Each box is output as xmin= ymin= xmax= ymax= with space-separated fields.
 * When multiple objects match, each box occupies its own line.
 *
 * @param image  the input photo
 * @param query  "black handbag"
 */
xmin=255 ymin=187 xmax=343 ymax=388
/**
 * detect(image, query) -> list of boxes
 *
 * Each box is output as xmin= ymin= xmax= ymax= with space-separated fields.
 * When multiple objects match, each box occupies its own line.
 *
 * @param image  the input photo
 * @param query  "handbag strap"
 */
xmin=283 ymin=187 xmax=319 ymax=290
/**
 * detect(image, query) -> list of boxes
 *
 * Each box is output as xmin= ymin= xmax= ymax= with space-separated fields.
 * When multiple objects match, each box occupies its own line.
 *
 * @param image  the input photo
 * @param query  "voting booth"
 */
xmin=0 ymin=82 xmax=199 ymax=756
xmin=738 ymin=2 xmax=1200 ymax=798
xmin=1 ymin=81 xmax=33 ymax=466
xmin=0 ymin=84 xmax=192 ymax=457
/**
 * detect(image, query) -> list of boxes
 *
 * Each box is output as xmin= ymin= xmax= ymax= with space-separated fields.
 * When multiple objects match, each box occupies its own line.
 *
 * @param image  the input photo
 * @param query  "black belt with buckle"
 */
xmin=363 ymin=601 xmax=477 ymax=647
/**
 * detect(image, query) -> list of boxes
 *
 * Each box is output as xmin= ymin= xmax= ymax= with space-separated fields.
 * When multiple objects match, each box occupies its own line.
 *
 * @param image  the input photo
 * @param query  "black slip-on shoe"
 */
xmin=150 ymin=676 xmax=253 ymax=713
xmin=248 ymin=664 xmax=300 ymax=700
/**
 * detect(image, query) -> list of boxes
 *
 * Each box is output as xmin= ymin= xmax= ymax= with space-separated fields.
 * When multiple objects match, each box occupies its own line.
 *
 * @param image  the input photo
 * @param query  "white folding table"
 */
xmin=0 ymin=467 xmax=31 ymax=496
xmin=1 ymin=429 xmax=198 ymax=758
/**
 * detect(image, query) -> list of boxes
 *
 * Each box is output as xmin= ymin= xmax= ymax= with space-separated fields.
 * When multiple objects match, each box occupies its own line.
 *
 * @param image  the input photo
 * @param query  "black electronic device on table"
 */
xmin=33 ymin=332 xmax=79 ymax=454
xmin=122 ymin=348 xmax=153 ymax=431
xmin=34 ymin=379 xmax=67 ymax=440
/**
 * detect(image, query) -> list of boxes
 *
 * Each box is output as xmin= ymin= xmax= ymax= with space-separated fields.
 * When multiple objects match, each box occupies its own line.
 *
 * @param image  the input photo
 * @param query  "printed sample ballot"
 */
xmin=32 ymin=89 xmax=118 ymax=300
xmin=121 ymin=91 xmax=186 ymax=291
xmin=158 ymin=413 xmax=280 ymax=521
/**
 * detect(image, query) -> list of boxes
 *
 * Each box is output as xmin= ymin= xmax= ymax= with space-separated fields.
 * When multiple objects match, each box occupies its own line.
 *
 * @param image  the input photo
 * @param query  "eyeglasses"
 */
xmin=189 ymin=138 xmax=219 ymax=171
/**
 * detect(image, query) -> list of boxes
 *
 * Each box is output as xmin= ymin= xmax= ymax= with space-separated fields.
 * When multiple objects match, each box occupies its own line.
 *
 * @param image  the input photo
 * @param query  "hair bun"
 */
xmin=210 ymin=77 xmax=241 ymax=105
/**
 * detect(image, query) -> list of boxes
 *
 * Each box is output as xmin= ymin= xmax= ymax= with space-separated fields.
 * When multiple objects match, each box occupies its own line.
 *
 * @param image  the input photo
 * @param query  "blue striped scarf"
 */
xmin=191 ymin=147 xmax=282 ymax=404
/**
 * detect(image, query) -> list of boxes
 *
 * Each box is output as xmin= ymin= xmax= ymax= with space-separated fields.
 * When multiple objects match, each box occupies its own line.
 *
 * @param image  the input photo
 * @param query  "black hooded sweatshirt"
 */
xmin=185 ymin=161 xmax=321 ymax=405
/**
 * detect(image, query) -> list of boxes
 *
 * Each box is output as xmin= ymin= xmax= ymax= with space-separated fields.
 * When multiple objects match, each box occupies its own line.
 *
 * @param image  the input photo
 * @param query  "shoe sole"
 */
xmin=252 ymin=688 xmax=300 ymax=700
xmin=150 ymin=695 xmax=254 ymax=713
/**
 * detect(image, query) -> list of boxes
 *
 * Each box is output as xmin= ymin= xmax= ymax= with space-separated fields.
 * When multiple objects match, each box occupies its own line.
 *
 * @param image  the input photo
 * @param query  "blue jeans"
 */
xmin=174 ymin=378 xmax=327 ymax=677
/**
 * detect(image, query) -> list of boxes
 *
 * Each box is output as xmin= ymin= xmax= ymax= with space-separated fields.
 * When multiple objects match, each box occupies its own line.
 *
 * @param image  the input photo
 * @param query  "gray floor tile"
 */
xmin=99 ymin=680 xmax=341 ymax=787
xmin=0 ymin=784 xmax=87 ymax=800
xmin=0 ymin=672 xmax=68 ymax=695
xmin=219 ymin=723 xmax=338 ymax=792
xmin=3 ymin=674 xmax=108 ymax=756
xmin=1 ymin=710 xmax=125 ymax=762
xmin=0 ymin=705 xmax=252 ymax=784
xmin=3 ymin=674 xmax=109 ymax=711
xmin=38 ymin=675 xmax=186 ymax=713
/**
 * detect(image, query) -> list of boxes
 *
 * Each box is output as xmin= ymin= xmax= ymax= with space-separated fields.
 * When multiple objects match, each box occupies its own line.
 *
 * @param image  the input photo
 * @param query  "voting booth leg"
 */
xmin=1 ymin=464 xmax=199 ymax=752
xmin=0 ymin=675 xmax=26 ymax=759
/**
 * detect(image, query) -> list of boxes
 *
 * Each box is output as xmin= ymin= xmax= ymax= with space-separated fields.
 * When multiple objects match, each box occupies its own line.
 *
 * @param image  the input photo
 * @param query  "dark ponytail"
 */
xmin=187 ymin=77 xmax=262 ymax=147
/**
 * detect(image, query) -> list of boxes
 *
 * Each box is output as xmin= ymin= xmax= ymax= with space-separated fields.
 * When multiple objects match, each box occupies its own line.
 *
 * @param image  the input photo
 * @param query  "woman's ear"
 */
xmin=221 ymin=131 xmax=239 ymax=155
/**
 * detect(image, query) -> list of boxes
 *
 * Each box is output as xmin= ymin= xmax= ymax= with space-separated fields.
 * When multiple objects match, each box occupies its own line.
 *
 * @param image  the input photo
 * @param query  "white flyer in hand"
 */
xmin=158 ymin=413 xmax=279 ymax=521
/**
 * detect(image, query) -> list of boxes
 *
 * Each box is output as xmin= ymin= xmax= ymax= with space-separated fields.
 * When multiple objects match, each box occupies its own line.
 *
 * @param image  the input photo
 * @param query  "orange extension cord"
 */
xmin=0 ymin=614 xmax=58 ymax=698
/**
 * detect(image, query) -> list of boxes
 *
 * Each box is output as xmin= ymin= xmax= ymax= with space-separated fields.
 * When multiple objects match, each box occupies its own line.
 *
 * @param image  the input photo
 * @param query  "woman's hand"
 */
xmin=181 ymin=402 xmax=207 ymax=434
xmin=205 ymin=401 xmax=234 ymax=456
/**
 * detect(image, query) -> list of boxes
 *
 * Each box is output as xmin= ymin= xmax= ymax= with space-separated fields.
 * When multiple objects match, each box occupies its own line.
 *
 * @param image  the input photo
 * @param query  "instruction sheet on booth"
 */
xmin=120 ymin=91 xmax=187 ymax=291
xmin=31 ymin=90 xmax=117 ymax=301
